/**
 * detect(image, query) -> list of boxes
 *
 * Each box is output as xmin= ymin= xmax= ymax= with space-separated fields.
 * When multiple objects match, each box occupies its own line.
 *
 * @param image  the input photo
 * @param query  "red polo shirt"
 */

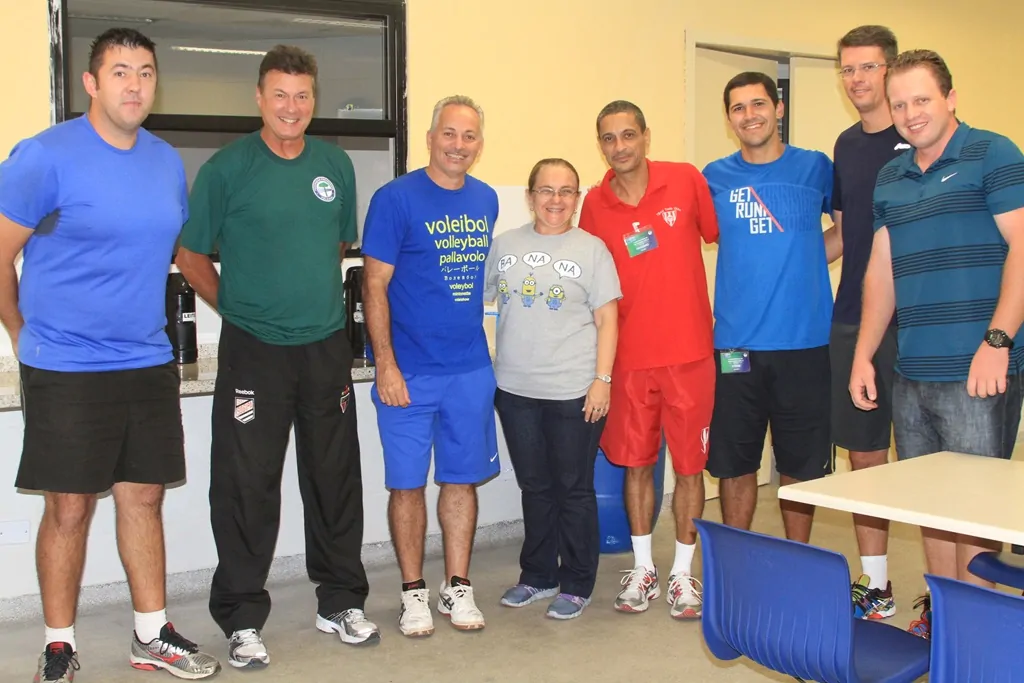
xmin=579 ymin=160 xmax=718 ymax=372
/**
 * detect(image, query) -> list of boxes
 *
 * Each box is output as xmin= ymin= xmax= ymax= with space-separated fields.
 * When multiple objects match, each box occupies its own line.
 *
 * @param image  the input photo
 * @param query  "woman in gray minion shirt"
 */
xmin=484 ymin=158 xmax=621 ymax=620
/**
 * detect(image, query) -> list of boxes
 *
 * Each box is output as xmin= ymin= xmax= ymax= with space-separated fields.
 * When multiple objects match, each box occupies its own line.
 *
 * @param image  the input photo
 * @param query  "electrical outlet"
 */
xmin=0 ymin=520 xmax=30 ymax=545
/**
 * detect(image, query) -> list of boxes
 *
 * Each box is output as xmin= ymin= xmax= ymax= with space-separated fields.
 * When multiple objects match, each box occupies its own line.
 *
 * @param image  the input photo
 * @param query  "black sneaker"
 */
xmin=33 ymin=642 xmax=79 ymax=682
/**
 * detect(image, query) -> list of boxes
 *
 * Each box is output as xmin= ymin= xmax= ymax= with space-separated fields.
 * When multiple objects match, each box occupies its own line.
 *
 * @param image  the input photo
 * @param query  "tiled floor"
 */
xmin=0 ymin=483 xmax=949 ymax=683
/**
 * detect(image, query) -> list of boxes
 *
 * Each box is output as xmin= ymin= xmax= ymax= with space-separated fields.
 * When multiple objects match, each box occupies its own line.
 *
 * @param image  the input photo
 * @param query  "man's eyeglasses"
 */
xmin=839 ymin=62 xmax=884 ymax=79
xmin=532 ymin=187 xmax=579 ymax=198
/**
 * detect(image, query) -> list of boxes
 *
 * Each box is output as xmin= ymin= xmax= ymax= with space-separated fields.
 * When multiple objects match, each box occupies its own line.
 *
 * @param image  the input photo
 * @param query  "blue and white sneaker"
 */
xmin=500 ymin=584 xmax=558 ymax=608
xmin=546 ymin=594 xmax=590 ymax=620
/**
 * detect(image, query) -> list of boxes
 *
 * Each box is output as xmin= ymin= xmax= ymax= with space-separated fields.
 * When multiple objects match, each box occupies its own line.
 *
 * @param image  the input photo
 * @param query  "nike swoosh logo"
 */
xmin=490 ymin=453 xmax=498 ymax=462
xmin=894 ymin=143 xmax=912 ymax=150
xmin=942 ymin=172 xmax=958 ymax=182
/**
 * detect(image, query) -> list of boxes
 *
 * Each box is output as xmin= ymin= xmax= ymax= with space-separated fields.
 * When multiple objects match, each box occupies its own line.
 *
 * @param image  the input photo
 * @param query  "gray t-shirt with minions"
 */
xmin=484 ymin=224 xmax=621 ymax=401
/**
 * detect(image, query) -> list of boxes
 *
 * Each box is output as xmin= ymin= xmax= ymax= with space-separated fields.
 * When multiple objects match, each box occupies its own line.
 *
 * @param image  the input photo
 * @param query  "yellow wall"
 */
xmin=6 ymin=0 xmax=1024 ymax=182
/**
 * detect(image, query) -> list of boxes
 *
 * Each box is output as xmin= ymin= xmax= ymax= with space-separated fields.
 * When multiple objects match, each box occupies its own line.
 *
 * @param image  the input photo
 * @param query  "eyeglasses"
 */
xmin=839 ymin=62 xmax=884 ymax=79
xmin=532 ymin=187 xmax=579 ymax=198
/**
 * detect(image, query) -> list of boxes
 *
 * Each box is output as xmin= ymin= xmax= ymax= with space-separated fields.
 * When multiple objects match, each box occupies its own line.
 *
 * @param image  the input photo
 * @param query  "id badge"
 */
xmin=623 ymin=227 xmax=659 ymax=258
xmin=719 ymin=350 xmax=751 ymax=374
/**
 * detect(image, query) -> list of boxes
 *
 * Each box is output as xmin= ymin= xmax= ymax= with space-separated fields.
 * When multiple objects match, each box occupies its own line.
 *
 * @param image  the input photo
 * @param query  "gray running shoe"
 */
xmin=546 ymin=594 xmax=591 ymax=620
xmin=33 ymin=642 xmax=79 ymax=682
xmin=128 ymin=623 xmax=221 ymax=680
xmin=500 ymin=584 xmax=558 ymax=607
xmin=227 ymin=629 xmax=269 ymax=669
xmin=316 ymin=609 xmax=381 ymax=646
xmin=614 ymin=567 xmax=660 ymax=613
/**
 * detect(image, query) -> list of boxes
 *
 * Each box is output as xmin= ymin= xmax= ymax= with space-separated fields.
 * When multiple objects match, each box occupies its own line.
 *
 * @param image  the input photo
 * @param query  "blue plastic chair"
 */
xmin=967 ymin=549 xmax=1024 ymax=591
xmin=925 ymin=574 xmax=1024 ymax=682
xmin=694 ymin=519 xmax=929 ymax=683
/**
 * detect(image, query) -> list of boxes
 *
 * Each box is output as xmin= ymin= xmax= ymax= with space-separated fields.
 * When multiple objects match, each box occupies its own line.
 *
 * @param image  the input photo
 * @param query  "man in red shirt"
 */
xmin=579 ymin=100 xmax=718 ymax=619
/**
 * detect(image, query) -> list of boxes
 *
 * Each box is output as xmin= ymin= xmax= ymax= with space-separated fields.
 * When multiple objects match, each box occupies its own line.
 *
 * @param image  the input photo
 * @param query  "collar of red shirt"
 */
xmin=595 ymin=159 xmax=670 ymax=208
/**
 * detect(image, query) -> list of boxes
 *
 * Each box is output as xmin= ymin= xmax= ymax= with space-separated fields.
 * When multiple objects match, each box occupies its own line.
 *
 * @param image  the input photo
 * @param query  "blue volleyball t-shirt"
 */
xmin=361 ymin=168 xmax=498 ymax=375
xmin=0 ymin=116 xmax=188 ymax=371
xmin=703 ymin=145 xmax=834 ymax=351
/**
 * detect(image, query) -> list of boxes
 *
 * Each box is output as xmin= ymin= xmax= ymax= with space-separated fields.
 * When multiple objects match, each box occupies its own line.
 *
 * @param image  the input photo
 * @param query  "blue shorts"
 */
xmin=372 ymin=364 xmax=500 ymax=489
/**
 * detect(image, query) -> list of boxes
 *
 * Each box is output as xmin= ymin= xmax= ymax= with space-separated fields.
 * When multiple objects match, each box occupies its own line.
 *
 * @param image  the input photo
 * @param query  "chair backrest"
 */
xmin=694 ymin=519 xmax=855 ymax=683
xmin=926 ymin=574 xmax=1024 ymax=683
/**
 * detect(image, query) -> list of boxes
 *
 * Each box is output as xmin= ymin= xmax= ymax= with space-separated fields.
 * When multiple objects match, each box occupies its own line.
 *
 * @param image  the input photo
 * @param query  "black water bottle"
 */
xmin=166 ymin=272 xmax=198 ymax=364
xmin=344 ymin=265 xmax=369 ymax=361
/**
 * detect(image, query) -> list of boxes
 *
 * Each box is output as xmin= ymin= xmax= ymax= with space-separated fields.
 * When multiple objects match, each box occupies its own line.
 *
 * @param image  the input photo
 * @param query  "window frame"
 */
xmin=49 ymin=0 xmax=408 ymax=181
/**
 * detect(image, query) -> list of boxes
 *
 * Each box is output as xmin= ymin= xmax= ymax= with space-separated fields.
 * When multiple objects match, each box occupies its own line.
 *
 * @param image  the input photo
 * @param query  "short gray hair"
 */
xmin=429 ymin=95 xmax=485 ymax=134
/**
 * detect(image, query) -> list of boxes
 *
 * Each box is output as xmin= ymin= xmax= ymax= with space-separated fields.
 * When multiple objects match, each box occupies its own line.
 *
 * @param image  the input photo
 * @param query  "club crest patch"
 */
xmin=312 ymin=176 xmax=337 ymax=202
xmin=234 ymin=397 xmax=255 ymax=424
xmin=340 ymin=385 xmax=351 ymax=413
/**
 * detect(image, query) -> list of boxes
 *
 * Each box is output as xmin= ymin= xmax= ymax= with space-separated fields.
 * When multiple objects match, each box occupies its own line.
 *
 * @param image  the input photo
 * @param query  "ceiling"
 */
xmin=66 ymin=0 xmax=384 ymax=41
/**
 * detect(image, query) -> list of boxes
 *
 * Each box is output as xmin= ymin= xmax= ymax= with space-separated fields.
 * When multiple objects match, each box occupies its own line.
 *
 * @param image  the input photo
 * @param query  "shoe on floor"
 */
xmin=546 ymin=594 xmax=590 ymax=620
xmin=907 ymin=594 xmax=931 ymax=640
xmin=227 ymin=629 xmax=269 ymax=669
xmin=500 ymin=584 xmax=558 ymax=607
xmin=129 ymin=623 xmax=221 ymax=679
xmin=316 ymin=609 xmax=381 ymax=646
xmin=438 ymin=580 xmax=486 ymax=630
xmin=851 ymin=574 xmax=897 ymax=620
xmin=615 ymin=567 xmax=660 ymax=613
xmin=33 ymin=642 xmax=79 ymax=682
xmin=667 ymin=573 xmax=703 ymax=620
xmin=399 ymin=588 xmax=435 ymax=638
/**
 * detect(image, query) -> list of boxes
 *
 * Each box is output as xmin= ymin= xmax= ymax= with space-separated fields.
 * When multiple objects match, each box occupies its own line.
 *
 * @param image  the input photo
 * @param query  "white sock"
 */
xmin=134 ymin=609 xmax=167 ymax=643
xmin=631 ymin=535 xmax=654 ymax=571
xmin=44 ymin=625 xmax=76 ymax=652
xmin=861 ymin=555 xmax=888 ymax=590
xmin=671 ymin=542 xmax=697 ymax=576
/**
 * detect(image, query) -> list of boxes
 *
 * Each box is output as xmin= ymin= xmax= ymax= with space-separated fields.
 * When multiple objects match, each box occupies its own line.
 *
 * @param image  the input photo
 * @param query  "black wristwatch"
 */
xmin=984 ymin=328 xmax=1015 ymax=350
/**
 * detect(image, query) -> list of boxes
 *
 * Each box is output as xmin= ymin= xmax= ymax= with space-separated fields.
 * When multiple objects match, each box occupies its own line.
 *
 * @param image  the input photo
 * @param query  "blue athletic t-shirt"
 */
xmin=703 ymin=145 xmax=834 ymax=350
xmin=361 ymin=168 xmax=498 ymax=375
xmin=0 ymin=116 xmax=188 ymax=371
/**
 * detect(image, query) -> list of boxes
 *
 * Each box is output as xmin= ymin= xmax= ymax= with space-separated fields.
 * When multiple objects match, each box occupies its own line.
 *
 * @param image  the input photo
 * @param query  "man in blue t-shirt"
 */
xmin=362 ymin=96 xmax=499 ymax=637
xmin=703 ymin=72 xmax=839 ymax=544
xmin=831 ymin=25 xmax=908 ymax=621
xmin=853 ymin=50 xmax=1024 ymax=640
xmin=0 ymin=29 xmax=219 ymax=682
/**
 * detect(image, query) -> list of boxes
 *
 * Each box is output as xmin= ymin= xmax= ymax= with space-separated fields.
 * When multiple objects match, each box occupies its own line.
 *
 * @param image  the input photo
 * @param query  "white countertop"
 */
xmin=778 ymin=451 xmax=1024 ymax=545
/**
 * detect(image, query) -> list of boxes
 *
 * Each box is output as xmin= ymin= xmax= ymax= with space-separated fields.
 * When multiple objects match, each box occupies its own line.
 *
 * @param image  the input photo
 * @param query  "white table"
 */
xmin=777 ymin=451 xmax=1024 ymax=546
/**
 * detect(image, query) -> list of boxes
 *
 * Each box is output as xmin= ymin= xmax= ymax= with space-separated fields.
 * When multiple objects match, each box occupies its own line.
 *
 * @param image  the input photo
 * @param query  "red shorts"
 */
xmin=602 ymin=357 xmax=715 ymax=476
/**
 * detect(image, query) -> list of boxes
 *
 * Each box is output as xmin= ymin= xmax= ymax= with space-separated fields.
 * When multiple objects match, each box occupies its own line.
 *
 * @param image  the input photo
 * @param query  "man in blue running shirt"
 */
xmin=0 ymin=28 xmax=220 ymax=682
xmin=703 ymin=72 xmax=841 ymax=543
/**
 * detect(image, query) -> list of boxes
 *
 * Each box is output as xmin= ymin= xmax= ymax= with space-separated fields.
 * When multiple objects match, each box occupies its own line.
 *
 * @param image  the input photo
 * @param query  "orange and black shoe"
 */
xmin=907 ymin=594 xmax=931 ymax=640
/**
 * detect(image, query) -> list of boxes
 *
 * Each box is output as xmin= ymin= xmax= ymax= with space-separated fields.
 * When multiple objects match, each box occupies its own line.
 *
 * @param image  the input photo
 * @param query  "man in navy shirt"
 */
xmin=362 ymin=95 xmax=499 ymax=637
xmin=0 ymin=29 xmax=219 ymax=682
xmin=830 ymin=25 xmax=908 ymax=622
xmin=853 ymin=49 xmax=1024 ymax=640
xmin=703 ymin=72 xmax=840 ymax=544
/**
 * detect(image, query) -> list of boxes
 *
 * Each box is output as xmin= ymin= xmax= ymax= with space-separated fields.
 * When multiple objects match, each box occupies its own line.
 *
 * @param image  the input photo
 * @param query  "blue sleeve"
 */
xmin=178 ymin=161 xmax=190 ymax=226
xmin=982 ymin=135 xmax=1024 ymax=216
xmin=0 ymin=138 xmax=59 ymax=229
xmin=361 ymin=184 xmax=405 ymax=266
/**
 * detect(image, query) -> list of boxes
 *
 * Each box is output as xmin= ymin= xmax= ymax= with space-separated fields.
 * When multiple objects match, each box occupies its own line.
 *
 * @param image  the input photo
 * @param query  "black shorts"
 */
xmin=16 ymin=362 xmax=186 ymax=494
xmin=830 ymin=322 xmax=897 ymax=453
xmin=707 ymin=346 xmax=833 ymax=481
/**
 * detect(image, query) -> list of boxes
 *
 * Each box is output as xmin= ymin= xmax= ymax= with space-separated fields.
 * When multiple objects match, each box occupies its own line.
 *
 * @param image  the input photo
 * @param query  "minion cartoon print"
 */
xmin=515 ymin=274 xmax=544 ymax=308
xmin=497 ymin=279 xmax=511 ymax=305
xmin=546 ymin=284 xmax=566 ymax=310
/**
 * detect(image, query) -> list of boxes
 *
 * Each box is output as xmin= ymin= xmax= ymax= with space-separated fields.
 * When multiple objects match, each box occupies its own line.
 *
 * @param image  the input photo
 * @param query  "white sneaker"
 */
xmin=667 ymin=573 xmax=703 ymax=620
xmin=399 ymin=588 xmax=435 ymax=637
xmin=437 ymin=581 xmax=486 ymax=630
xmin=227 ymin=629 xmax=269 ymax=669
xmin=614 ymin=567 xmax=660 ymax=613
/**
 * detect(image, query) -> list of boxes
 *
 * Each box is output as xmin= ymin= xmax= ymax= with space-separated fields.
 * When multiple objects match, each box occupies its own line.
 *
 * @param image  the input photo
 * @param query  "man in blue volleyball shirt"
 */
xmin=0 ymin=28 xmax=219 ymax=682
xmin=703 ymin=72 xmax=840 ymax=544
xmin=852 ymin=50 xmax=1024 ymax=639
xmin=362 ymin=95 xmax=499 ymax=637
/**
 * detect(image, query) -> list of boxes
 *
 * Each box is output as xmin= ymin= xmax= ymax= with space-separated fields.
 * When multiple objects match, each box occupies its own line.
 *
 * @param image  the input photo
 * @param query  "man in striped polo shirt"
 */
xmin=851 ymin=49 xmax=1024 ymax=639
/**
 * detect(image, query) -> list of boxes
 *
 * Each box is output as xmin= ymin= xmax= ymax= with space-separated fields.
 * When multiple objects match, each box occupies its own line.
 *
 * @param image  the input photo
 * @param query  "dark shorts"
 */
xmin=707 ymin=346 xmax=833 ymax=481
xmin=16 ymin=362 xmax=185 ymax=494
xmin=892 ymin=372 xmax=1023 ymax=460
xmin=830 ymin=322 xmax=897 ymax=452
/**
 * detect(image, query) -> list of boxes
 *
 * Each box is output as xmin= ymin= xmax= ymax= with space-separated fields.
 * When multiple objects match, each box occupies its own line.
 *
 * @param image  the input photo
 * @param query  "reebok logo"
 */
xmin=941 ymin=172 xmax=958 ymax=182
xmin=235 ymin=389 xmax=255 ymax=395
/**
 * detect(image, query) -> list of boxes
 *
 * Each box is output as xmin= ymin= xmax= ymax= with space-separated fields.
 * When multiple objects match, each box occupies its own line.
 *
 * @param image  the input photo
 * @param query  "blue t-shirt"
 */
xmin=361 ymin=168 xmax=498 ymax=375
xmin=873 ymin=123 xmax=1024 ymax=381
xmin=0 ymin=116 xmax=188 ymax=371
xmin=703 ymin=146 xmax=834 ymax=351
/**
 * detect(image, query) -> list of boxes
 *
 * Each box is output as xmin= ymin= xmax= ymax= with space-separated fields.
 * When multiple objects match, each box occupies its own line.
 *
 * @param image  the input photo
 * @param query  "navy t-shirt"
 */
xmin=832 ymin=123 xmax=909 ymax=324
xmin=0 ymin=116 xmax=188 ymax=371
xmin=361 ymin=168 xmax=498 ymax=375
xmin=703 ymin=146 xmax=834 ymax=350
